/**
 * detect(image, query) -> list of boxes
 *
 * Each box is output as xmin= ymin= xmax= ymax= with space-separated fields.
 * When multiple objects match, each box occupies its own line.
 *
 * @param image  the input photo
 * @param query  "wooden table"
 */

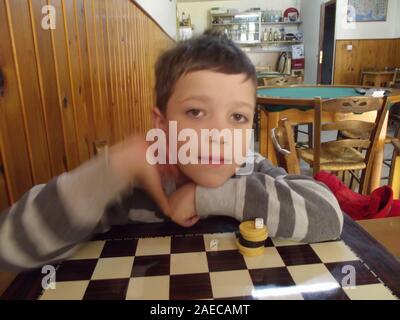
xmin=362 ymin=71 xmax=395 ymax=88
xmin=2 ymin=215 xmax=400 ymax=300
xmin=257 ymin=85 xmax=400 ymax=193
xmin=358 ymin=217 xmax=400 ymax=258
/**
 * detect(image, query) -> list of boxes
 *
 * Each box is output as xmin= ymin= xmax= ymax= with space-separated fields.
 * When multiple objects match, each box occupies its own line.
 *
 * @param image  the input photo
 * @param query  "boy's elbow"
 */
xmin=302 ymin=183 xmax=344 ymax=243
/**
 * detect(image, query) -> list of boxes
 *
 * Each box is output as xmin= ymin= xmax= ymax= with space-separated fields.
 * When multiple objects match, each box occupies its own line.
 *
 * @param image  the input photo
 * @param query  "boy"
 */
xmin=0 ymin=31 xmax=343 ymax=272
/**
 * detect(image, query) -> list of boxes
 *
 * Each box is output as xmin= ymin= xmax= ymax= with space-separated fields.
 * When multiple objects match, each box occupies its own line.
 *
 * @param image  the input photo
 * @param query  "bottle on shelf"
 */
xmin=279 ymin=28 xmax=285 ymax=41
xmin=263 ymin=28 xmax=268 ymax=41
xmin=273 ymin=29 xmax=278 ymax=41
xmin=187 ymin=14 xmax=192 ymax=27
xmin=268 ymin=28 xmax=273 ymax=42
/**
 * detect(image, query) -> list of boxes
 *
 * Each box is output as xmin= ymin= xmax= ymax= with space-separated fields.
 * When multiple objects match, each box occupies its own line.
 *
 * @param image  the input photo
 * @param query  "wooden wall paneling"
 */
xmin=127 ymin=3 xmax=135 ymax=133
xmin=29 ymin=0 xmax=66 ymax=176
xmin=49 ymin=0 xmax=80 ymax=170
xmin=334 ymin=39 xmax=400 ymax=85
xmin=120 ymin=0 xmax=130 ymax=136
xmin=63 ymin=0 xmax=90 ymax=162
xmin=89 ymin=0 xmax=104 ymax=142
xmin=118 ymin=0 xmax=129 ymax=139
xmin=139 ymin=9 xmax=147 ymax=131
xmin=0 ymin=0 xmax=175 ymax=204
xmin=0 ymin=0 xmax=33 ymax=202
xmin=143 ymin=10 xmax=150 ymax=131
xmin=6 ymin=0 xmax=52 ymax=183
xmin=93 ymin=0 xmax=111 ymax=144
xmin=132 ymin=4 xmax=143 ymax=133
xmin=111 ymin=0 xmax=123 ymax=142
xmin=124 ymin=0 xmax=134 ymax=135
xmin=102 ymin=0 xmax=114 ymax=144
xmin=112 ymin=0 xmax=122 ymax=140
xmin=126 ymin=2 xmax=134 ymax=135
xmin=106 ymin=1 xmax=122 ymax=141
xmin=83 ymin=0 xmax=102 ymax=143
xmin=75 ymin=0 xmax=96 ymax=155
xmin=0 ymin=149 xmax=10 ymax=212
xmin=103 ymin=0 xmax=115 ymax=143
xmin=130 ymin=3 xmax=140 ymax=133
xmin=97 ymin=0 xmax=114 ymax=144
xmin=396 ymin=39 xmax=400 ymax=66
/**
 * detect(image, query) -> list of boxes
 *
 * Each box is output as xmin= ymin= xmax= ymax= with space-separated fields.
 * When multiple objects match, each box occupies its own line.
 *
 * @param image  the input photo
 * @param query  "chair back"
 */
xmin=313 ymin=96 xmax=389 ymax=194
xmin=271 ymin=119 xmax=301 ymax=175
xmin=264 ymin=76 xmax=302 ymax=87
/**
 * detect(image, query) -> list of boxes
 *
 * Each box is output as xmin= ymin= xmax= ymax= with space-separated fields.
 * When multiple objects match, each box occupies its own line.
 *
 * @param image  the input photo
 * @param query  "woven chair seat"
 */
xmin=340 ymin=129 xmax=392 ymax=144
xmin=297 ymin=145 xmax=366 ymax=171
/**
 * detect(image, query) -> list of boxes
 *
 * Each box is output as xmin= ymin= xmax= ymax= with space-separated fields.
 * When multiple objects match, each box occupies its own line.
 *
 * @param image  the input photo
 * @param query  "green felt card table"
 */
xmin=256 ymin=85 xmax=400 ymax=193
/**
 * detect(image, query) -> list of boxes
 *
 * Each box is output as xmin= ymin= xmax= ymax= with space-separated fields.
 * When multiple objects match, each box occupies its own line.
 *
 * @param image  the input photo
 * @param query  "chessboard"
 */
xmin=2 ymin=217 xmax=399 ymax=300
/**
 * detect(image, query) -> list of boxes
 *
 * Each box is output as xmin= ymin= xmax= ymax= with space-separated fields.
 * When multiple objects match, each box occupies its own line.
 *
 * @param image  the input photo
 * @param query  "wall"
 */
xmin=135 ymin=0 xmax=178 ymax=39
xmin=177 ymin=0 xmax=300 ymax=36
xmin=300 ymin=0 xmax=400 ymax=85
xmin=0 ymin=0 xmax=174 ymax=205
xmin=300 ymin=0 xmax=326 ymax=84
xmin=396 ymin=0 xmax=400 ymax=37
xmin=333 ymin=39 xmax=400 ymax=85
xmin=333 ymin=0 xmax=400 ymax=84
xmin=335 ymin=0 xmax=398 ymax=40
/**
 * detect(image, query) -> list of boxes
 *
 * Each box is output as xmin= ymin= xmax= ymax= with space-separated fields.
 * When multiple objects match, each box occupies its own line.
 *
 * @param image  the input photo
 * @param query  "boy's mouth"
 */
xmin=197 ymin=156 xmax=231 ymax=166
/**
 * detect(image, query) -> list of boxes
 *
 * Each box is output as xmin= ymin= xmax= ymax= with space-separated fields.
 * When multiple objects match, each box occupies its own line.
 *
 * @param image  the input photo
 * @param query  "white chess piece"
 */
xmin=210 ymin=239 xmax=218 ymax=251
xmin=255 ymin=218 xmax=264 ymax=229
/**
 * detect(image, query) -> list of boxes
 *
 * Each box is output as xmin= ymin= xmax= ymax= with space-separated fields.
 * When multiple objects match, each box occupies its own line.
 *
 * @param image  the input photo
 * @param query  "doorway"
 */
xmin=317 ymin=0 xmax=336 ymax=84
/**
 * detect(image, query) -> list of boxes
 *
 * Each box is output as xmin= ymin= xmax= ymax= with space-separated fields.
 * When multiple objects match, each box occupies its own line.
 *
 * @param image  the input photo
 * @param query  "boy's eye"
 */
xmin=186 ymin=109 xmax=204 ymax=118
xmin=231 ymin=113 xmax=249 ymax=123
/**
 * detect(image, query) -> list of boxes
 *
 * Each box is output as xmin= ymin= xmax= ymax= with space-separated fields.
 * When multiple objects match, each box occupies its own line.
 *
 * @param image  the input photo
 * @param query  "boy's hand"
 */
xmin=109 ymin=136 xmax=170 ymax=216
xmin=168 ymin=183 xmax=200 ymax=228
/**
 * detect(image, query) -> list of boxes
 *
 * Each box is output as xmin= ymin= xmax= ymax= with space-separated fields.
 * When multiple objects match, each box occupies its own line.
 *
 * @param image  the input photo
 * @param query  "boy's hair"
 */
xmin=155 ymin=29 xmax=257 ymax=113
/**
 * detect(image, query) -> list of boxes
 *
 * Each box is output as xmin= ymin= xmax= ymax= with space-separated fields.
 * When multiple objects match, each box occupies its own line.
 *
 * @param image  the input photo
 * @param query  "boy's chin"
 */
xmin=178 ymin=165 xmax=234 ymax=189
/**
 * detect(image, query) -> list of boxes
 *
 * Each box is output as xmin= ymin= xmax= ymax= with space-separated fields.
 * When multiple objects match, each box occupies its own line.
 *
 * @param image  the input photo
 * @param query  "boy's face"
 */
xmin=154 ymin=70 xmax=256 ymax=188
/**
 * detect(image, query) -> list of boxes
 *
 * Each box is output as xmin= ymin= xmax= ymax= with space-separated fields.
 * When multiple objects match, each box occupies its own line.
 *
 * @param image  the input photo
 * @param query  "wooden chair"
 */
xmin=297 ymin=96 xmax=389 ymax=195
xmin=264 ymin=76 xmax=311 ymax=147
xmin=340 ymin=103 xmax=399 ymax=187
xmin=389 ymin=68 xmax=400 ymax=88
xmin=389 ymin=129 xmax=400 ymax=200
xmin=360 ymin=66 xmax=376 ymax=86
xmin=271 ymin=119 xmax=301 ymax=175
xmin=263 ymin=76 xmax=302 ymax=87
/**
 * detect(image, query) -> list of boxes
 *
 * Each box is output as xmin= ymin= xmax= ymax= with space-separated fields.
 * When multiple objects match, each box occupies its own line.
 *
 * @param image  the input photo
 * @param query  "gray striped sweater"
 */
xmin=0 ymin=153 xmax=343 ymax=272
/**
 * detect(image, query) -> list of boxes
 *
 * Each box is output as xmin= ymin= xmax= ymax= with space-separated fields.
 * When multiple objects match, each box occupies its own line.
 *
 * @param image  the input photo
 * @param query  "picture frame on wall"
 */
xmin=347 ymin=0 xmax=388 ymax=22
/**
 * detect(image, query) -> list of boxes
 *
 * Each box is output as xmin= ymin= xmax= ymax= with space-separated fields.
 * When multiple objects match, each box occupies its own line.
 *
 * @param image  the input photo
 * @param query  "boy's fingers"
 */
xmin=141 ymin=166 xmax=171 ymax=216
xmin=180 ymin=215 xmax=199 ymax=228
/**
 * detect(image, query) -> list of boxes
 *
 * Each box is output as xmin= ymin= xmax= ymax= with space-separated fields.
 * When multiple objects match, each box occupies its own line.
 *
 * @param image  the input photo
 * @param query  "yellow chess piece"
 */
xmin=237 ymin=220 xmax=269 ymax=257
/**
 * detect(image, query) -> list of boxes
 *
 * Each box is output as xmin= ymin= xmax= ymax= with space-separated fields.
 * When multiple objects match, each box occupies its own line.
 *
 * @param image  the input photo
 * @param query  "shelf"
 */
xmin=211 ymin=23 xmax=237 ymax=26
xmin=261 ymin=21 xmax=302 ymax=25
xmin=261 ymin=40 xmax=303 ymax=44
xmin=210 ymin=13 xmax=237 ymax=17
xmin=242 ymin=48 xmax=294 ymax=53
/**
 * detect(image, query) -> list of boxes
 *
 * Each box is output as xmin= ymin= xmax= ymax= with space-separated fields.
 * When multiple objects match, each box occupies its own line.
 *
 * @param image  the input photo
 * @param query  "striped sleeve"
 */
xmin=0 ymin=154 xmax=130 ymax=272
xmin=195 ymin=155 xmax=343 ymax=243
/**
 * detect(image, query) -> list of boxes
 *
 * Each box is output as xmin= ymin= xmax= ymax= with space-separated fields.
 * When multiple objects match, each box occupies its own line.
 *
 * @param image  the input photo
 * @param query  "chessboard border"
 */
xmin=2 ymin=214 xmax=400 ymax=300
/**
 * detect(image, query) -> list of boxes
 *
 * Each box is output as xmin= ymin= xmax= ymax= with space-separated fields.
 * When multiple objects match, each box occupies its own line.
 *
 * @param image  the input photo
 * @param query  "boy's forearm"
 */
xmin=0 ymin=154 xmax=129 ymax=272
xmin=196 ymin=173 xmax=343 ymax=243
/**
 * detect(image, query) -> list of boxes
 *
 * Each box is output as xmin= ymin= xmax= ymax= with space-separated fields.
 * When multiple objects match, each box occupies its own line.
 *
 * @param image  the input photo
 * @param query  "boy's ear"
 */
xmin=152 ymin=107 xmax=167 ymax=131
